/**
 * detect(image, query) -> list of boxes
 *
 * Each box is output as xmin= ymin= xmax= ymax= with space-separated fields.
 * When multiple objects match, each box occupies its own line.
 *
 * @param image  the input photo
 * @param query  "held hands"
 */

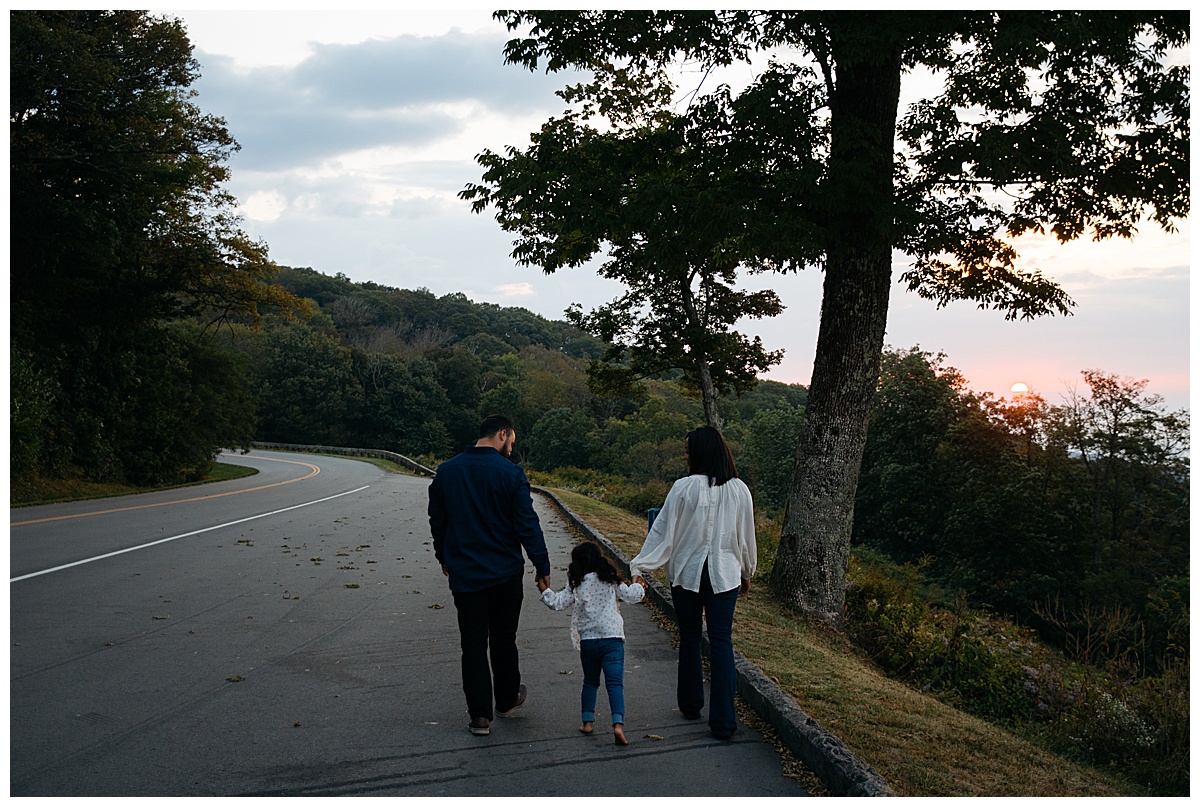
xmin=629 ymin=572 xmax=743 ymax=595
xmin=535 ymin=574 xmax=551 ymax=592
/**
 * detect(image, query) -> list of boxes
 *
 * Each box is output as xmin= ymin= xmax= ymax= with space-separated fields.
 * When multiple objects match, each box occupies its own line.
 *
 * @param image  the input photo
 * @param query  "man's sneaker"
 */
xmin=495 ymin=683 xmax=527 ymax=717
xmin=467 ymin=716 xmax=490 ymax=736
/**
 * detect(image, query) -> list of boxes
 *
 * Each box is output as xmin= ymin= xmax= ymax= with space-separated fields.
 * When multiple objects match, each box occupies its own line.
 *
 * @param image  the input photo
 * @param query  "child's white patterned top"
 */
xmin=541 ymin=572 xmax=645 ymax=649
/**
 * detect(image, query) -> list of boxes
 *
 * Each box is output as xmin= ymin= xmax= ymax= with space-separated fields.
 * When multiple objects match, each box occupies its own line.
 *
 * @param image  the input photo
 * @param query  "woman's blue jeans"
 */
xmin=672 ymin=564 xmax=739 ymax=737
xmin=579 ymin=637 xmax=626 ymax=725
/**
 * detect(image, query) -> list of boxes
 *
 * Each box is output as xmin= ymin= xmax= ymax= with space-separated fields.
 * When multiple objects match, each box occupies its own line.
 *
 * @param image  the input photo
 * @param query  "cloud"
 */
xmin=495 ymin=282 xmax=535 ymax=297
xmin=292 ymin=34 xmax=560 ymax=111
xmin=240 ymin=189 xmax=289 ymax=222
xmin=192 ymin=29 xmax=573 ymax=171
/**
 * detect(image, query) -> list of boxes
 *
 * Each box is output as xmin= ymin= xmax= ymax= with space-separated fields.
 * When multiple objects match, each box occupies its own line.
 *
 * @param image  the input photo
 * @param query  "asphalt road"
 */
xmin=10 ymin=449 xmax=807 ymax=797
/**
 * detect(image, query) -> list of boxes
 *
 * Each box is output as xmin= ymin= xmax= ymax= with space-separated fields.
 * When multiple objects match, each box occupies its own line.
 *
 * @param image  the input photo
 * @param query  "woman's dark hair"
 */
xmin=568 ymin=541 xmax=622 ymax=589
xmin=686 ymin=425 xmax=738 ymax=487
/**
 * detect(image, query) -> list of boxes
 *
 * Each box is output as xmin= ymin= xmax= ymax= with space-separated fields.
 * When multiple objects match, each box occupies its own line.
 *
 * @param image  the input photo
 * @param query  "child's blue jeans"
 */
xmin=579 ymin=637 xmax=625 ymax=725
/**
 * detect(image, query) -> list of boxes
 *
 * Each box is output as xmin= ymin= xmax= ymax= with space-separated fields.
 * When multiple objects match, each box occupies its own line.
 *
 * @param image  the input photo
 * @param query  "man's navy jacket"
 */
xmin=428 ymin=446 xmax=551 ymax=593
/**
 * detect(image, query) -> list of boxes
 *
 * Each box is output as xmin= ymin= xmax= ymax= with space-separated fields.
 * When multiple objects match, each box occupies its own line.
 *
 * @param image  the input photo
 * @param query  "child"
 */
xmin=538 ymin=541 xmax=645 ymax=745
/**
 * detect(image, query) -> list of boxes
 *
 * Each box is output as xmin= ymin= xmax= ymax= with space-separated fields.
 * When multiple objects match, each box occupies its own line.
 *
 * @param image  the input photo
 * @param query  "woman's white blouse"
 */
xmin=629 ymin=474 xmax=756 ymax=594
xmin=541 ymin=572 xmax=645 ymax=649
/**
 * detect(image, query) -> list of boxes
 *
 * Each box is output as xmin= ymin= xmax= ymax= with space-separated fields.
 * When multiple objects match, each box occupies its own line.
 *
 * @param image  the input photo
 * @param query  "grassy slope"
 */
xmin=546 ymin=486 xmax=1138 ymax=798
xmin=11 ymin=461 xmax=259 ymax=507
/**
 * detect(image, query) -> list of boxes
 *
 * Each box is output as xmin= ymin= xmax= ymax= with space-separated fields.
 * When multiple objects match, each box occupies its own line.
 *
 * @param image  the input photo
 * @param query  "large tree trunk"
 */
xmin=769 ymin=36 xmax=902 ymax=626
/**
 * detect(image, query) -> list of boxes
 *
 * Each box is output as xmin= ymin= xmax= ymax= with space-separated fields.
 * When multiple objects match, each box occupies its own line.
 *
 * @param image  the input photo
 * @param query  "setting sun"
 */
xmin=1010 ymin=382 xmax=1030 ymax=397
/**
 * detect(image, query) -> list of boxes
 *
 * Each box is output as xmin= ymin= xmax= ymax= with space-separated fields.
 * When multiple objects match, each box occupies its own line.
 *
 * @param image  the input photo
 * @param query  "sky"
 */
xmin=161 ymin=7 xmax=1190 ymax=412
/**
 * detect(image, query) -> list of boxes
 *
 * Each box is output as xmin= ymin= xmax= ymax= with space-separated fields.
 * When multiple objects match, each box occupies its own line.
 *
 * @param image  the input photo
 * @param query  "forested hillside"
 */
xmin=232 ymin=265 xmax=809 ymax=507
xmin=853 ymin=350 xmax=1189 ymax=678
xmin=843 ymin=350 xmax=1188 ymax=794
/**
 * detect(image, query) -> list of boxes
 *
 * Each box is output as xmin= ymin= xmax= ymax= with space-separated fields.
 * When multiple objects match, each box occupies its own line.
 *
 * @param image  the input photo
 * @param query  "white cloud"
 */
xmin=495 ymin=283 xmax=535 ymax=297
xmin=169 ymin=9 xmax=501 ymax=69
xmin=1010 ymin=225 xmax=1191 ymax=283
xmin=240 ymin=190 xmax=289 ymax=222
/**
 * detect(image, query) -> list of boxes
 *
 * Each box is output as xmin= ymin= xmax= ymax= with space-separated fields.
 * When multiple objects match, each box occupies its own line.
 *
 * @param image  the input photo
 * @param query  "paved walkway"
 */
xmin=387 ymin=491 xmax=809 ymax=797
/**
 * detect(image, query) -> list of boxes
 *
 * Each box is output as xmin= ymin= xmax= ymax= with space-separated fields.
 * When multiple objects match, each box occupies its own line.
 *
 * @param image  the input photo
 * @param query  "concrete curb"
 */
xmin=533 ymin=486 xmax=894 ymax=797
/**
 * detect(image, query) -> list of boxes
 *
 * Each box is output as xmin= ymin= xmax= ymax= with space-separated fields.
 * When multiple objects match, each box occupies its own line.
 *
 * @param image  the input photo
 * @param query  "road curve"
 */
xmin=10 ymin=449 xmax=807 ymax=797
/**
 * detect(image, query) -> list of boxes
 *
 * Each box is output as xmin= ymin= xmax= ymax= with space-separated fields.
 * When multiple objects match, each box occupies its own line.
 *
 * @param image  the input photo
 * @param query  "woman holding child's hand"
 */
xmin=628 ymin=426 xmax=757 ymax=741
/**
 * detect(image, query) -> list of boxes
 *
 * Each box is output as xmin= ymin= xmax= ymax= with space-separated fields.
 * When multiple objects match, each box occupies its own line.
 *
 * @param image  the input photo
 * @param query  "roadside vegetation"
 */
xmin=545 ymin=488 xmax=1157 ymax=797
xmin=11 ymin=461 xmax=258 ymax=508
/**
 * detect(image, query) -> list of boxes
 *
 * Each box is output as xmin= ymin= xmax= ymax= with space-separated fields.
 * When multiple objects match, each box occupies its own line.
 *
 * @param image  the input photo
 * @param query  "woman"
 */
xmin=630 ymin=425 xmax=757 ymax=740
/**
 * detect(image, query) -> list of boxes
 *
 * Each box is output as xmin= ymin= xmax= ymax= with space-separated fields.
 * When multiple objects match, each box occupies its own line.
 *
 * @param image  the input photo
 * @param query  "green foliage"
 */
xmin=10 ymin=343 xmax=59 ymax=478
xmin=529 ymin=408 xmax=598 ymax=471
xmin=1051 ymin=371 xmax=1191 ymax=611
xmin=1114 ymin=661 xmax=1190 ymax=794
xmin=847 ymin=347 xmax=1189 ymax=793
xmin=1143 ymin=576 xmax=1189 ymax=666
xmin=351 ymin=353 xmax=455 ymax=458
xmin=847 ymin=550 xmax=1042 ymax=722
xmin=740 ymin=402 xmax=805 ymax=511
xmin=244 ymin=318 xmax=455 ymax=458
xmin=10 ymin=10 xmax=301 ymax=486
xmin=854 ymin=348 xmax=1188 ymax=677
xmin=595 ymin=398 xmax=693 ymax=483
xmin=463 ymin=99 xmax=788 ymax=424
xmin=250 ymin=321 xmax=363 ymax=446
xmin=845 ymin=549 xmax=1189 ymax=794
xmin=492 ymin=10 xmax=1187 ymax=322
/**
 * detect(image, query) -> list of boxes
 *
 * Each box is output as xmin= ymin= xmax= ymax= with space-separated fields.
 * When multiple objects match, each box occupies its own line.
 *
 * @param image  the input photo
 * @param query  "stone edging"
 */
xmin=532 ymin=485 xmax=894 ymax=798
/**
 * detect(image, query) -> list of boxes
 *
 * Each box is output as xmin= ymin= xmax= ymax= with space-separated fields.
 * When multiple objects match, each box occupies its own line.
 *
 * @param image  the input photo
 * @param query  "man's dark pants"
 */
xmin=452 ymin=572 xmax=524 ymax=720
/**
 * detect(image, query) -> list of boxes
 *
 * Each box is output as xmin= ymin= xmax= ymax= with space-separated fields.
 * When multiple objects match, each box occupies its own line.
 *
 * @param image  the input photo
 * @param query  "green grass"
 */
xmin=339 ymin=455 xmax=426 ymax=476
xmin=544 ymin=486 xmax=1141 ymax=798
xmin=11 ymin=460 xmax=259 ymax=507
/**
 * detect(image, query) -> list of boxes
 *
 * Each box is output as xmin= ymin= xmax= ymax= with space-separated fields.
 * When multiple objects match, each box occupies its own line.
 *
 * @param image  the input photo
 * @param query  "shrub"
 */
xmin=529 ymin=467 xmax=667 ymax=522
xmin=1120 ymin=660 xmax=1190 ymax=795
xmin=846 ymin=548 xmax=1190 ymax=794
xmin=753 ymin=513 xmax=781 ymax=580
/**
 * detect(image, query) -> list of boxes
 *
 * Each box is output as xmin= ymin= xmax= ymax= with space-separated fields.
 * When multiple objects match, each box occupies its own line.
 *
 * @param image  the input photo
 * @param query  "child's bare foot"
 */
xmin=613 ymin=723 xmax=628 ymax=745
xmin=579 ymin=721 xmax=594 ymax=734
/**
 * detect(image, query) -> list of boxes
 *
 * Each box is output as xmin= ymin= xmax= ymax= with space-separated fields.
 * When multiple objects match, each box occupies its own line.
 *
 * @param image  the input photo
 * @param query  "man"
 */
xmin=429 ymin=414 xmax=551 ymax=736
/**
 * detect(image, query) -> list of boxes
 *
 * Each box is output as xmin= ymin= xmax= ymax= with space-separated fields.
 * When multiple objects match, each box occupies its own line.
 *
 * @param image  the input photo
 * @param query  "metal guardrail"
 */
xmin=250 ymin=442 xmax=437 ymax=477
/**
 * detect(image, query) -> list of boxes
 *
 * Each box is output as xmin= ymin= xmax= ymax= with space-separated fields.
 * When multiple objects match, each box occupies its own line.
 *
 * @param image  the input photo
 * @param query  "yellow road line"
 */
xmin=10 ymin=456 xmax=320 ymax=527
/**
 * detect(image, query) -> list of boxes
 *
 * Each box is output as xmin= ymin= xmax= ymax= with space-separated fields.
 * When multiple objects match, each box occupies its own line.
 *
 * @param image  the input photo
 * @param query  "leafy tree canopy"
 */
xmin=494 ymin=11 xmax=1187 ymax=319
xmin=482 ymin=10 xmax=1189 ymax=624
xmin=10 ymin=10 xmax=301 ymax=485
xmin=11 ymin=11 xmax=296 ymax=340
